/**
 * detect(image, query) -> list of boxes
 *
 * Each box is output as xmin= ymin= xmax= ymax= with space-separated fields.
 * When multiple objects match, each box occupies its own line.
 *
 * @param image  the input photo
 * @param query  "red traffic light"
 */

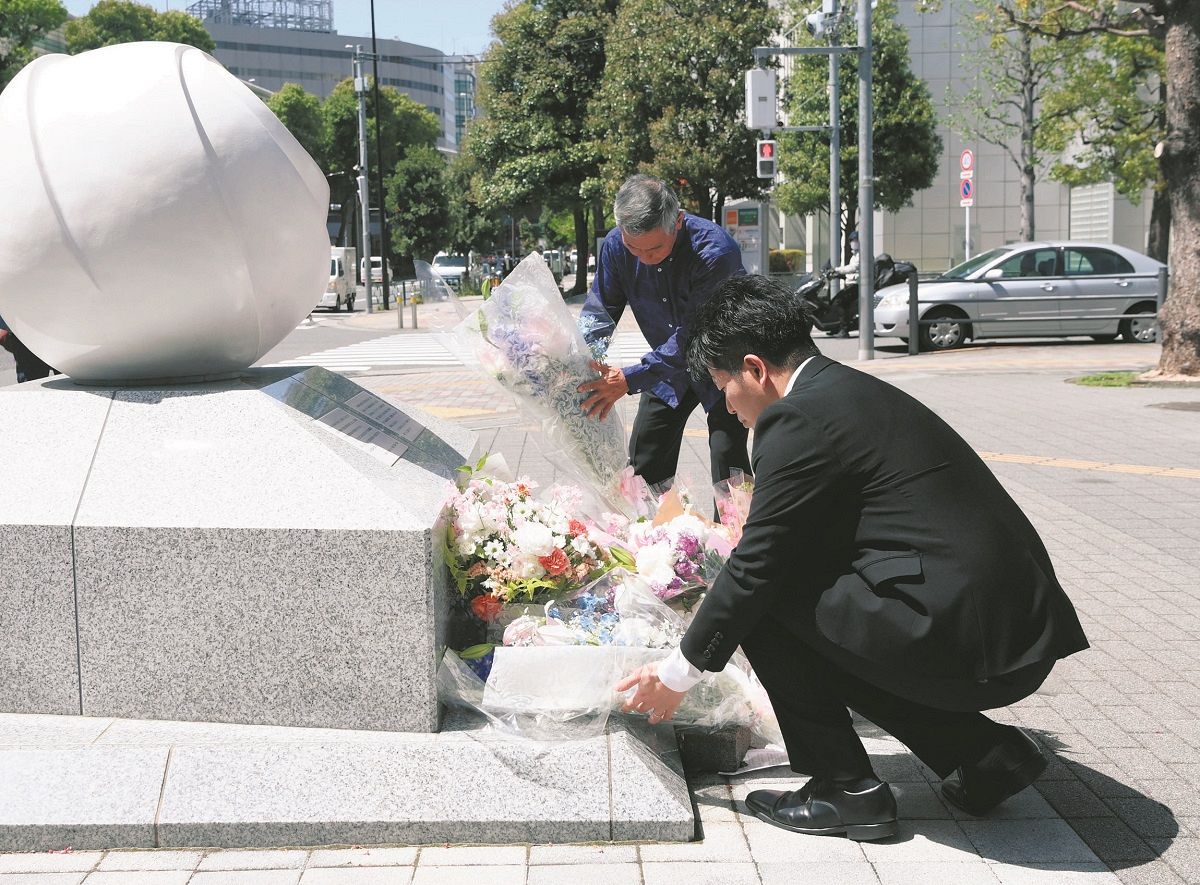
xmin=759 ymin=141 xmax=775 ymax=159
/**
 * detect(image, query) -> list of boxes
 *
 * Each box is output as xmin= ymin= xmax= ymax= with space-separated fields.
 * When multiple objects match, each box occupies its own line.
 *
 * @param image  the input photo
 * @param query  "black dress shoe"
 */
xmin=745 ymin=778 xmax=898 ymax=841
xmin=942 ymin=726 xmax=1047 ymax=815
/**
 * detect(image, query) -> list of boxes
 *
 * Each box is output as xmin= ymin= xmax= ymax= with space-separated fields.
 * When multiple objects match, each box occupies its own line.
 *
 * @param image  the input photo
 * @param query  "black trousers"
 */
xmin=629 ymin=388 xmax=751 ymax=488
xmin=739 ymin=614 xmax=1049 ymax=782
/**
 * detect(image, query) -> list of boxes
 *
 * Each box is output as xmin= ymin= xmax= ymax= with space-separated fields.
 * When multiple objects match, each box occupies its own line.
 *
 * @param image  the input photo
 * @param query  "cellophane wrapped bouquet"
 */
xmin=452 ymin=253 xmax=628 ymax=511
xmin=442 ymin=454 xmax=620 ymax=622
xmin=713 ymin=468 xmax=755 ymax=546
xmin=598 ymin=481 xmax=734 ymax=613
xmin=438 ymin=568 xmax=780 ymax=744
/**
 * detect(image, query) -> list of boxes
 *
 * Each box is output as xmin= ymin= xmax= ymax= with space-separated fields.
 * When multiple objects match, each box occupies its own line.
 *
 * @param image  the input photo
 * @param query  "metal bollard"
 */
xmin=907 ymin=272 xmax=920 ymax=356
xmin=411 ymin=300 xmax=418 ymax=329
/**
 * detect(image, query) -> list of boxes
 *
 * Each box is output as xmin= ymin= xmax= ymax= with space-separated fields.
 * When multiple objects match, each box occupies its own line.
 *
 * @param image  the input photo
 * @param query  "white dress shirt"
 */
xmin=656 ymin=356 xmax=816 ymax=693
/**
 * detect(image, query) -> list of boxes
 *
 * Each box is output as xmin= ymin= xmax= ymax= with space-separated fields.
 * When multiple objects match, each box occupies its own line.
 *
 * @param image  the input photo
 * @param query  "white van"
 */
xmin=360 ymin=255 xmax=392 ymax=286
xmin=319 ymin=246 xmax=356 ymax=311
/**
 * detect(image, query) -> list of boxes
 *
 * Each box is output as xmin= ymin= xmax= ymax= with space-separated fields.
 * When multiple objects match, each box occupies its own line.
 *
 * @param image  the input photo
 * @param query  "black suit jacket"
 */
xmin=681 ymin=355 xmax=1088 ymax=710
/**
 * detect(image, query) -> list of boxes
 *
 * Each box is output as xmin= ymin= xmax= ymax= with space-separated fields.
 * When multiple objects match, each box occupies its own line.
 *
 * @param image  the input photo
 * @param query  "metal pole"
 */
xmin=965 ymin=203 xmax=971 ymax=261
xmin=1156 ymin=266 xmax=1167 ymax=337
xmin=353 ymin=46 xmax=373 ymax=314
xmin=828 ymin=0 xmax=841 ymax=302
xmin=369 ymin=0 xmax=391 ymax=311
xmin=856 ymin=0 xmax=874 ymax=361
xmin=907 ymin=271 xmax=919 ymax=356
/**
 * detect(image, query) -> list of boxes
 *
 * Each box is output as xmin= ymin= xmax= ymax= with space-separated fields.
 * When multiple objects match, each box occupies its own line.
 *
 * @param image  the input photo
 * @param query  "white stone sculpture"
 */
xmin=0 ymin=42 xmax=330 ymax=383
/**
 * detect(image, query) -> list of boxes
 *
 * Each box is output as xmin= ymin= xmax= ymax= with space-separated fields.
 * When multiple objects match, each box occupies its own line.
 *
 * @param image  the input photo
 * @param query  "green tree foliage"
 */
xmin=465 ymin=0 xmax=615 ymax=291
xmin=593 ymin=0 xmax=778 ymax=220
xmin=266 ymin=83 xmax=324 ymax=165
xmin=776 ymin=0 xmax=940 ymax=251
xmin=0 ymin=0 xmax=68 ymax=90
xmin=321 ymin=76 xmax=441 ymax=248
xmin=386 ymin=145 xmax=453 ymax=262
xmin=445 ymin=148 xmax=509 ymax=257
xmin=947 ymin=0 xmax=1083 ymax=241
xmin=1035 ymin=14 xmax=1166 ymax=259
xmin=65 ymin=0 xmax=215 ymax=54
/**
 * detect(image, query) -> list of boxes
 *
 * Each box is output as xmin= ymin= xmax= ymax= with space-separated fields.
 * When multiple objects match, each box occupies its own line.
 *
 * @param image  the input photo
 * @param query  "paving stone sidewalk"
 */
xmin=2 ymin=334 xmax=1198 ymax=883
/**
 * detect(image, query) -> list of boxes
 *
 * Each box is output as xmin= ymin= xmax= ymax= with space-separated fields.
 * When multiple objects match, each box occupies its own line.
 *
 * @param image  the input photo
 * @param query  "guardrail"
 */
xmin=901 ymin=267 xmax=1168 ymax=356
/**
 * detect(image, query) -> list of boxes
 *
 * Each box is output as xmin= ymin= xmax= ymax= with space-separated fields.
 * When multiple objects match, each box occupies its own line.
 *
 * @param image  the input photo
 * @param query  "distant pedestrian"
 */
xmin=0 ymin=314 xmax=54 ymax=383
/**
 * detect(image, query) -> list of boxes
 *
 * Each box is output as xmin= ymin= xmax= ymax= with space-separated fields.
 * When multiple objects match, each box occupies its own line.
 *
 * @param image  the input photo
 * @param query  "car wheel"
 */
xmin=346 ymin=293 xmax=355 ymax=312
xmin=1120 ymin=302 xmax=1158 ymax=343
xmin=919 ymin=308 xmax=969 ymax=351
xmin=1090 ymin=334 xmax=1118 ymax=343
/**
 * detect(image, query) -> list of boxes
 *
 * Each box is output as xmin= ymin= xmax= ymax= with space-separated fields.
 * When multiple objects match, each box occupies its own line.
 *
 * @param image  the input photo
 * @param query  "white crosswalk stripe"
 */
xmin=265 ymin=331 xmax=654 ymax=373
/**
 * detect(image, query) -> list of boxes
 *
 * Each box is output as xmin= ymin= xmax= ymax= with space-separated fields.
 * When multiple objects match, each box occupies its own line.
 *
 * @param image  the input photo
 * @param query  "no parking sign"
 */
xmin=960 ymin=178 xmax=975 ymax=207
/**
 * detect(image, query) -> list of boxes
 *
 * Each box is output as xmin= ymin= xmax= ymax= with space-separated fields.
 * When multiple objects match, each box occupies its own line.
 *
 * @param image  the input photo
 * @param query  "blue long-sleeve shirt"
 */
xmin=581 ymin=213 xmax=745 ymax=412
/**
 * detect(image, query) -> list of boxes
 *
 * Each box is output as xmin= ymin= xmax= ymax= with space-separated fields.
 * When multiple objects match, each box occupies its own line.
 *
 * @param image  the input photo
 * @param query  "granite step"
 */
xmin=0 ymin=712 xmax=694 ymax=851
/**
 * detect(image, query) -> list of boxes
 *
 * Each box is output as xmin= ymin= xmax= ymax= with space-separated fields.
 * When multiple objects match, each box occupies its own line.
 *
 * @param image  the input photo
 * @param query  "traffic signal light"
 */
xmin=756 ymin=139 xmax=777 ymax=179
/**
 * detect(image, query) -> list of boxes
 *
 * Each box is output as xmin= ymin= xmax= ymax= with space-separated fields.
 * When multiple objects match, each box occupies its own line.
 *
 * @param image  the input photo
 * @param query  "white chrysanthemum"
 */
xmin=482 ymin=539 xmax=505 ymax=559
xmin=512 ymin=521 xmax=556 ymax=557
xmin=457 ymin=504 xmax=484 ymax=536
xmin=511 ymin=552 xmax=546 ymax=580
xmin=456 ymin=537 xmax=477 ymax=556
xmin=570 ymin=535 xmax=593 ymax=557
xmin=511 ymin=501 xmax=535 ymax=521
xmin=635 ymin=541 xmax=676 ymax=587
xmin=670 ymin=514 xmax=709 ymax=540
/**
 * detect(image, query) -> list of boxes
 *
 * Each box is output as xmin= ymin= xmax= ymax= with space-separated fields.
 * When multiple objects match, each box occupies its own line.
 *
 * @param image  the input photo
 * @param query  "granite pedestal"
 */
xmin=0 ymin=367 xmax=475 ymax=732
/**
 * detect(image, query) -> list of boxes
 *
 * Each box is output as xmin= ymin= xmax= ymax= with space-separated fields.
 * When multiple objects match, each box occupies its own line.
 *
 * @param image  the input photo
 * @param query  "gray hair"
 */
xmin=613 ymin=175 xmax=681 ymax=237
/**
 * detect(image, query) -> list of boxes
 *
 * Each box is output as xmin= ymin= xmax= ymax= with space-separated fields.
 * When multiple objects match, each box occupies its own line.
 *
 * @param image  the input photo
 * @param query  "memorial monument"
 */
xmin=0 ymin=41 xmax=475 ymax=731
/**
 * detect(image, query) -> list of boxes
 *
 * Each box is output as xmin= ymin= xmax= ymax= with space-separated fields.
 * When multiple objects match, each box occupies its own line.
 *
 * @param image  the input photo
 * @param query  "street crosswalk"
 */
xmin=264 ymin=330 xmax=654 ymax=373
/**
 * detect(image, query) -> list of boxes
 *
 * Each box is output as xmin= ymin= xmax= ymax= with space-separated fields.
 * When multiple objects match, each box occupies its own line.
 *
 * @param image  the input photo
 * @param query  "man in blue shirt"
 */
xmin=578 ymin=175 xmax=751 ymax=489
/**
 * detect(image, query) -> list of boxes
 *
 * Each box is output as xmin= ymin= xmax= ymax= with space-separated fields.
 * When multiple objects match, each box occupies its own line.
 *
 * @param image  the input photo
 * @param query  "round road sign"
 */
xmin=960 ymin=149 xmax=975 ymax=172
xmin=961 ymin=179 xmax=973 ymax=199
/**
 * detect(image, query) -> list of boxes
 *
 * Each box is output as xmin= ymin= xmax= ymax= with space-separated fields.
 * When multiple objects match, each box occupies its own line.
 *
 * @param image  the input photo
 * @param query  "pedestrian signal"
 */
xmin=756 ymin=139 xmax=777 ymax=179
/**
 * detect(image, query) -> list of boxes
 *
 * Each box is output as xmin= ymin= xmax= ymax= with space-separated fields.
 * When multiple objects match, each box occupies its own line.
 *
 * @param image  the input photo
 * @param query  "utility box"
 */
xmin=723 ymin=200 xmax=767 ymax=275
xmin=744 ymin=68 xmax=777 ymax=130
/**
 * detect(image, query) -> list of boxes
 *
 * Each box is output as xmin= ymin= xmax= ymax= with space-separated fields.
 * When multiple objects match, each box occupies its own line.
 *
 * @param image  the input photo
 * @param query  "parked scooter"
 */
xmin=796 ymin=254 xmax=917 ymax=335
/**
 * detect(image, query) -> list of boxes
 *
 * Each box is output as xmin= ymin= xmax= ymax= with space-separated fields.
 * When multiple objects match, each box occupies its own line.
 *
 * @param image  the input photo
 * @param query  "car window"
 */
xmin=994 ymin=248 xmax=1058 ymax=278
xmin=1064 ymin=247 xmax=1135 ymax=276
xmin=941 ymin=247 xmax=1008 ymax=279
xmin=330 ymin=259 xmax=337 ymax=276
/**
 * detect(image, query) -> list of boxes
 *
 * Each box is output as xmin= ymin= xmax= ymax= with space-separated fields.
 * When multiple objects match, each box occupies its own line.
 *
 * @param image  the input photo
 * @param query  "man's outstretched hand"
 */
xmin=616 ymin=663 xmax=686 ymax=725
xmin=578 ymin=359 xmax=628 ymax=420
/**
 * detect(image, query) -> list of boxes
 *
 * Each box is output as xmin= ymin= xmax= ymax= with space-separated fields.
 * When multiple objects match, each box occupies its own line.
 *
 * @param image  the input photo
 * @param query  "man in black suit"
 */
xmin=617 ymin=274 xmax=1089 ymax=841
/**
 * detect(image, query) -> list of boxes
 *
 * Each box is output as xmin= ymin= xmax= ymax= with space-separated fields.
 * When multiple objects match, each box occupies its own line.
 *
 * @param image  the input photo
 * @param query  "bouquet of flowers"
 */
xmin=713 ymin=468 xmax=755 ymax=546
xmin=452 ymin=254 xmax=629 ymax=511
xmin=443 ymin=456 xmax=614 ymax=617
xmin=437 ymin=570 xmax=773 ymax=742
xmin=599 ymin=484 xmax=734 ymax=611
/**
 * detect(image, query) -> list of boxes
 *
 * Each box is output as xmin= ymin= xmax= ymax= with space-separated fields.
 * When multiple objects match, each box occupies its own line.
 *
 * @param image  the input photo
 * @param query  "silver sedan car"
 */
xmin=873 ymin=242 xmax=1166 ymax=350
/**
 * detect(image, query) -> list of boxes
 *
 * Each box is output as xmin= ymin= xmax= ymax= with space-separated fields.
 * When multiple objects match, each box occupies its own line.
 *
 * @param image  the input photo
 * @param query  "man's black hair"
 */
xmin=686 ymin=274 xmax=820 ymax=381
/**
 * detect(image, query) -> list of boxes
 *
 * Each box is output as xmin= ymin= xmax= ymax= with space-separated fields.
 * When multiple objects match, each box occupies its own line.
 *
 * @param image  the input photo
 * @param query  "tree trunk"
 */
xmin=1019 ymin=29 xmax=1037 ymax=241
xmin=571 ymin=203 xmax=589 ymax=295
xmin=1155 ymin=0 xmax=1200 ymax=375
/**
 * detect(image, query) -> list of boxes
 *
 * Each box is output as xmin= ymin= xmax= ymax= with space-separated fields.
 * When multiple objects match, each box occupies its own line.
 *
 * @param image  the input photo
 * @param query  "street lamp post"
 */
xmin=856 ymin=0 xmax=875 ymax=361
xmin=368 ymin=0 xmax=392 ymax=311
xmin=349 ymin=44 xmax=374 ymax=314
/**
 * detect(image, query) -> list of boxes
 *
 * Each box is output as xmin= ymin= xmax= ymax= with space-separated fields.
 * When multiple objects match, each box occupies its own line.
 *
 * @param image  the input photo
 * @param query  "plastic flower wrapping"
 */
xmin=437 ymin=569 xmax=782 ymax=745
xmin=713 ymin=468 xmax=755 ymax=546
xmin=451 ymin=253 xmax=629 ymax=511
xmin=443 ymin=454 xmax=614 ymax=608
